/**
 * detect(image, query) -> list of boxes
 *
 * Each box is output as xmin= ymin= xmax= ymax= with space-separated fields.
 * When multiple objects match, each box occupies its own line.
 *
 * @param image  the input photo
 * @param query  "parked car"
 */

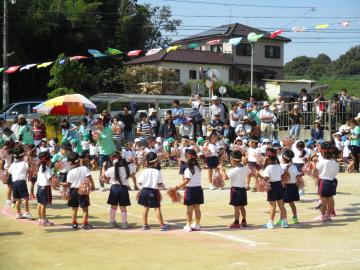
xmin=0 ymin=100 xmax=44 ymax=122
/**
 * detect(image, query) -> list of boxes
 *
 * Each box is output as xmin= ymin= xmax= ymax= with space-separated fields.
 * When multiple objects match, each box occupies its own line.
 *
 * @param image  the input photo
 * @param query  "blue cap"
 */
xmin=272 ymin=140 xmax=280 ymax=146
xmin=306 ymin=140 xmax=315 ymax=148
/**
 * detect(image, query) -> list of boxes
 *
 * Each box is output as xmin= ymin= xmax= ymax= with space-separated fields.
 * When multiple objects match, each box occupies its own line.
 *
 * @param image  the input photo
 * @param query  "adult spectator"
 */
xmin=310 ymin=120 xmax=324 ymax=141
xmin=111 ymin=117 xmax=123 ymax=151
xmin=147 ymin=108 xmax=160 ymax=138
xmin=93 ymin=117 xmax=116 ymax=191
xmin=136 ymin=112 xmax=152 ymax=143
xmin=349 ymin=116 xmax=360 ymax=172
xmin=245 ymin=96 xmax=256 ymax=112
xmin=249 ymin=120 xmax=261 ymax=139
xmin=118 ymin=106 xmax=135 ymax=142
xmin=10 ymin=116 xmax=20 ymax=142
xmin=339 ymin=88 xmax=350 ymax=121
xmin=18 ymin=116 xmax=34 ymax=145
xmin=209 ymin=112 xmax=224 ymax=134
xmin=339 ymin=119 xmax=351 ymax=135
xmin=298 ymin=88 xmax=312 ymax=128
xmin=171 ymin=99 xmax=184 ymax=138
xmin=32 ymin=118 xmax=47 ymax=146
xmin=188 ymin=94 xmax=205 ymax=139
xmin=229 ymin=103 xmax=244 ymax=142
xmin=259 ymin=101 xmax=274 ymax=139
xmin=101 ymin=110 xmax=112 ymax=127
xmin=85 ymin=111 xmax=95 ymax=128
xmin=288 ymin=105 xmax=302 ymax=139
xmin=235 ymin=116 xmax=252 ymax=137
xmin=60 ymin=119 xmax=78 ymax=143
xmin=159 ymin=110 xmax=177 ymax=139
xmin=248 ymin=102 xmax=261 ymax=125
xmin=209 ymin=96 xmax=226 ymax=122
xmin=270 ymin=105 xmax=279 ymax=140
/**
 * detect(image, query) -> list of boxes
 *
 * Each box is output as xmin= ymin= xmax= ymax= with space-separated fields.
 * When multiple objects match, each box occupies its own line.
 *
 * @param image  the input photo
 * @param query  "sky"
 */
xmin=138 ymin=0 xmax=360 ymax=62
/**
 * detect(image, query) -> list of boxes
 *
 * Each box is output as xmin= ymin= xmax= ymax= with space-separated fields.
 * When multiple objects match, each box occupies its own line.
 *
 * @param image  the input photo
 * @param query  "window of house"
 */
xmin=265 ymin=45 xmax=280 ymax=59
xmin=236 ymin=43 xmax=251 ymax=56
xmin=210 ymin=45 xmax=223 ymax=53
xmin=189 ymin=70 xmax=197 ymax=80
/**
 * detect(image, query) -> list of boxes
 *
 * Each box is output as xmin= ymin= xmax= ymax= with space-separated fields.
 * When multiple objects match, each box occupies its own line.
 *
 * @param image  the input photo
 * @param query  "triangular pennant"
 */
xmin=59 ymin=59 xmax=66 ymax=65
xmin=227 ymin=37 xmax=242 ymax=45
xmin=292 ymin=26 xmax=306 ymax=32
xmin=127 ymin=50 xmax=143 ymax=57
xmin=340 ymin=21 xmax=349 ymax=27
xmin=0 ymin=68 xmax=4 ymax=73
xmin=247 ymin=33 xmax=264 ymax=43
xmin=107 ymin=48 xmax=123 ymax=55
xmin=166 ymin=45 xmax=180 ymax=53
xmin=315 ymin=24 xmax=329 ymax=29
xmin=270 ymin=29 xmax=284 ymax=38
xmin=88 ymin=49 xmax=106 ymax=57
xmin=206 ymin=39 xmax=221 ymax=45
xmin=146 ymin=48 xmax=162 ymax=56
xmin=70 ymin=56 xmax=87 ymax=61
xmin=20 ymin=64 xmax=37 ymax=71
xmin=37 ymin=62 xmax=53 ymax=68
xmin=5 ymin=65 xmax=20 ymax=74
xmin=187 ymin=43 xmax=199 ymax=49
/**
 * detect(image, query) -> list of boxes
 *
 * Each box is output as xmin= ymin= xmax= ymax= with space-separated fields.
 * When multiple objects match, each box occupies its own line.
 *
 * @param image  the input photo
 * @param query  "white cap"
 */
xmin=355 ymin=112 xmax=360 ymax=120
xmin=212 ymin=96 xmax=219 ymax=100
xmin=134 ymin=138 xmax=141 ymax=143
xmin=293 ymin=105 xmax=299 ymax=109
xmin=263 ymin=101 xmax=270 ymax=106
xmin=149 ymin=108 xmax=157 ymax=114
xmin=333 ymin=132 xmax=342 ymax=136
xmin=263 ymin=138 xmax=271 ymax=143
xmin=243 ymin=115 xmax=249 ymax=120
xmin=156 ymin=137 xmax=162 ymax=143
xmin=314 ymin=119 xmax=320 ymax=123
xmin=235 ymin=136 xmax=242 ymax=141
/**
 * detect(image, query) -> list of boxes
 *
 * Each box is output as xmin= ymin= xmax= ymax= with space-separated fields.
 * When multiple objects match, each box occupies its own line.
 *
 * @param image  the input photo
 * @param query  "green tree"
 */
xmin=305 ymin=53 xmax=332 ymax=79
xmin=285 ymin=56 xmax=313 ymax=76
xmin=329 ymin=45 xmax=360 ymax=76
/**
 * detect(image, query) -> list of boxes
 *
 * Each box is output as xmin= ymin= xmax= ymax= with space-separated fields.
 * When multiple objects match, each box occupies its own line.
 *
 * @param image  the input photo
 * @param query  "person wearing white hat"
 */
xmin=209 ymin=96 xmax=227 ymax=122
xmin=310 ymin=119 xmax=324 ymax=141
xmin=147 ymin=108 xmax=160 ymax=138
xmin=259 ymin=101 xmax=274 ymax=139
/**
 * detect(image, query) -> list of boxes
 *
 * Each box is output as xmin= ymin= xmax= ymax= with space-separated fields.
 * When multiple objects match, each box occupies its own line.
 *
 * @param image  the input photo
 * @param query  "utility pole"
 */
xmin=2 ymin=0 xmax=9 ymax=108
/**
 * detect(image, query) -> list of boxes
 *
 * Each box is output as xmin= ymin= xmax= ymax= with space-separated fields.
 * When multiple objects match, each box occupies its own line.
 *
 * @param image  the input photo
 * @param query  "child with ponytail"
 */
xmin=36 ymin=151 xmax=54 ymax=226
xmin=103 ymin=151 xmax=131 ymax=229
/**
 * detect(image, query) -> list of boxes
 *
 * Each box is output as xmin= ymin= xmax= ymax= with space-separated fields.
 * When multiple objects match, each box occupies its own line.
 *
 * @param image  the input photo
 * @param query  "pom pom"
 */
xmin=78 ymin=178 xmax=92 ymax=195
xmin=255 ymin=176 xmax=271 ymax=192
xmin=296 ymin=175 xmax=305 ymax=189
xmin=166 ymin=188 xmax=182 ymax=203
xmin=212 ymin=171 xmax=225 ymax=189
xmin=202 ymin=146 xmax=211 ymax=157
xmin=219 ymin=151 xmax=229 ymax=163
xmin=302 ymin=162 xmax=319 ymax=183
xmin=0 ymin=169 xmax=9 ymax=184
xmin=60 ymin=188 xmax=70 ymax=200
xmin=281 ymin=166 xmax=290 ymax=186
xmin=50 ymin=175 xmax=60 ymax=190
xmin=0 ymin=148 xmax=8 ymax=160
xmin=29 ymin=160 xmax=40 ymax=179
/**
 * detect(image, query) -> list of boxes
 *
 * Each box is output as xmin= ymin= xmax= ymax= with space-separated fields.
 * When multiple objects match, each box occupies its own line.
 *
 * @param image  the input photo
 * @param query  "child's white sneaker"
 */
xmin=183 ymin=224 xmax=192 ymax=232
xmin=16 ymin=213 xmax=23 ymax=219
xmin=191 ymin=223 xmax=201 ymax=231
xmin=5 ymin=200 xmax=12 ymax=207
xmin=209 ymin=184 xmax=216 ymax=190
xmin=22 ymin=212 xmax=33 ymax=219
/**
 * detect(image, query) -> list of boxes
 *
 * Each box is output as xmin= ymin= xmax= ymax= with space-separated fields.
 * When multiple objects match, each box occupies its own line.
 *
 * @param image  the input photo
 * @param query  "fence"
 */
xmin=276 ymin=100 xmax=360 ymax=140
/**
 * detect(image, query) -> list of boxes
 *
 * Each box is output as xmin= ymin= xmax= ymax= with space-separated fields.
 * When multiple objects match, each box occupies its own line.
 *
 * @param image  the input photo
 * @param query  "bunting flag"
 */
xmin=59 ymin=59 xmax=66 ymax=65
xmin=107 ymin=48 xmax=123 ymax=55
xmin=127 ymin=50 xmax=142 ymax=57
xmin=70 ymin=56 xmax=87 ymax=61
xmin=206 ymin=39 xmax=221 ymax=45
xmin=37 ymin=62 xmax=53 ymax=69
xmin=20 ymin=64 xmax=36 ymax=71
xmin=270 ymin=29 xmax=284 ymax=39
xmin=315 ymin=24 xmax=329 ymax=29
xmin=227 ymin=37 xmax=242 ymax=45
xmin=0 ymin=68 xmax=4 ymax=73
xmin=166 ymin=45 xmax=180 ymax=53
xmin=340 ymin=21 xmax=349 ymax=27
xmin=247 ymin=33 xmax=264 ymax=43
xmin=5 ymin=66 xmax=20 ymax=74
xmin=88 ymin=49 xmax=105 ymax=57
xmin=145 ymin=48 xmax=162 ymax=56
xmin=188 ymin=43 xmax=199 ymax=49
xmin=292 ymin=26 xmax=306 ymax=32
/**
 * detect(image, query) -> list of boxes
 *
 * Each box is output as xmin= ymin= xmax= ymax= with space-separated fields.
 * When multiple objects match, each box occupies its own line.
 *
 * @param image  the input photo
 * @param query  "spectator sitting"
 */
xmin=310 ymin=120 xmax=324 ymax=141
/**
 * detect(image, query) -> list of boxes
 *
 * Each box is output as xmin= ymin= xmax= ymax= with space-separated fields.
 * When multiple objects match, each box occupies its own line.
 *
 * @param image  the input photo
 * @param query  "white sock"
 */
xmin=109 ymin=208 xmax=116 ymax=223
xmin=121 ymin=212 xmax=127 ymax=224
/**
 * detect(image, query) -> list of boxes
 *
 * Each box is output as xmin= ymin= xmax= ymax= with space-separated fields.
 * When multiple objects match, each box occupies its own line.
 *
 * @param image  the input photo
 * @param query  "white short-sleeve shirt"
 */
xmin=8 ymin=161 xmax=29 ymax=182
xmin=263 ymin=164 xmax=284 ymax=182
xmin=316 ymin=159 xmax=339 ymax=180
xmin=105 ymin=165 xmax=129 ymax=186
xmin=66 ymin=166 xmax=91 ymax=189
xmin=228 ymin=166 xmax=251 ymax=187
xmin=259 ymin=109 xmax=274 ymax=122
xmin=37 ymin=166 xmax=52 ymax=187
xmin=184 ymin=167 xmax=202 ymax=187
xmin=280 ymin=164 xmax=301 ymax=184
xmin=208 ymin=143 xmax=219 ymax=157
xmin=137 ymin=168 xmax=163 ymax=189
xmin=248 ymin=147 xmax=261 ymax=162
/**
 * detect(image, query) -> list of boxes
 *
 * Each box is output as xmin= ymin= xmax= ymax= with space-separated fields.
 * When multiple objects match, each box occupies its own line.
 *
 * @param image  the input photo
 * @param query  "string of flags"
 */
xmin=1 ymin=18 xmax=359 ymax=74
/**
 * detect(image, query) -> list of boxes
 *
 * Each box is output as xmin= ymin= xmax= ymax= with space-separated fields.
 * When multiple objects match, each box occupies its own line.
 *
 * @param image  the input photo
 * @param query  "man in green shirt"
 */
xmin=350 ymin=118 xmax=360 ymax=172
xmin=248 ymin=103 xmax=261 ymax=126
xmin=18 ymin=117 xmax=34 ymax=145
xmin=93 ymin=118 xmax=116 ymax=191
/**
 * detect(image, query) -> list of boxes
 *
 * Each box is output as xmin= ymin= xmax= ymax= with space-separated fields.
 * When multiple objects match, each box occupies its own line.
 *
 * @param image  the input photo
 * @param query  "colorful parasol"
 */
xmin=33 ymin=94 xmax=96 ymax=116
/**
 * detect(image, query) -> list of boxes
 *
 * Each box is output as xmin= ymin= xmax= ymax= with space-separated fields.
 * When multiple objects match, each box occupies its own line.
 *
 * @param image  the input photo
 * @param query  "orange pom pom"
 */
xmin=212 ymin=171 xmax=225 ymax=188
xmin=78 ymin=178 xmax=92 ymax=195
xmin=0 ymin=169 xmax=9 ymax=184
xmin=255 ymin=176 xmax=271 ymax=192
xmin=60 ymin=188 xmax=70 ymax=200
xmin=50 ymin=175 xmax=60 ymax=190
xmin=166 ymin=188 xmax=182 ymax=203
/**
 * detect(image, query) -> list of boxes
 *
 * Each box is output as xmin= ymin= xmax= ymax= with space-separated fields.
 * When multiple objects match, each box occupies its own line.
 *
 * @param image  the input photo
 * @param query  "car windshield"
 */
xmin=0 ymin=104 xmax=14 ymax=114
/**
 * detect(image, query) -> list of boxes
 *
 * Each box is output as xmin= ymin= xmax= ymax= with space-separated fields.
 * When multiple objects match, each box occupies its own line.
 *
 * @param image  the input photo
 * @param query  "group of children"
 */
xmin=0 ymin=129 xmax=339 ymax=231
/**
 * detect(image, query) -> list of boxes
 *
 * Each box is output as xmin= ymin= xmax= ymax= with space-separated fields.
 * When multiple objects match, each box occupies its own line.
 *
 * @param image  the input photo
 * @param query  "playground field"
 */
xmin=0 ymin=169 xmax=359 ymax=270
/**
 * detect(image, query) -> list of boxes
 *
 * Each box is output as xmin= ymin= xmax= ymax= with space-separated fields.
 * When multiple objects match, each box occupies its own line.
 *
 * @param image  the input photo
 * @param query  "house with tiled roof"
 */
xmin=126 ymin=23 xmax=291 ymax=86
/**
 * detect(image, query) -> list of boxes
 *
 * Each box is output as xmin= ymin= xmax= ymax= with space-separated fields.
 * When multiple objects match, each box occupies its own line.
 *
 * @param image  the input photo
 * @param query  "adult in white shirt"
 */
xmin=209 ymin=96 xmax=226 ymax=122
xmin=259 ymin=101 xmax=274 ymax=139
xmin=10 ymin=117 xmax=20 ymax=142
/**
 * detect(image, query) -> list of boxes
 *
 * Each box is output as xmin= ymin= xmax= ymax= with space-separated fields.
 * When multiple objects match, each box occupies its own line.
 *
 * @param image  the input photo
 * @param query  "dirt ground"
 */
xmin=1 ymin=168 xmax=359 ymax=270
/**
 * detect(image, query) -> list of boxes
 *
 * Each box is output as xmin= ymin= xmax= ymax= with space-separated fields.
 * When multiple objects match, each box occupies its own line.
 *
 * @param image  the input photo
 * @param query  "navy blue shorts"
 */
xmin=138 ymin=188 xmax=161 ymax=208
xmin=206 ymin=156 xmax=219 ymax=169
xmin=184 ymin=186 xmax=204 ymax=206
xmin=58 ymin=173 xmax=68 ymax=183
xmin=89 ymin=155 xmax=98 ymax=161
xmin=68 ymin=188 xmax=90 ymax=208
xmin=229 ymin=187 xmax=247 ymax=206
xmin=179 ymin=161 xmax=187 ymax=175
xmin=267 ymin=181 xmax=284 ymax=202
xmin=107 ymin=185 xmax=131 ymax=206
xmin=294 ymin=163 xmax=304 ymax=174
xmin=248 ymin=161 xmax=258 ymax=170
xmin=12 ymin=180 xmax=29 ymax=199
xmin=318 ymin=179 xmax=336 ymax=198
xmin=37 ymin=186 xmax=52 ymax=205
xmin=283 ymin=183 xmax=299 ymax=203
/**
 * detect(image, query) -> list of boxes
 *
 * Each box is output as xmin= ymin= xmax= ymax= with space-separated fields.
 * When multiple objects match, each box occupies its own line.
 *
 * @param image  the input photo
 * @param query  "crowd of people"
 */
xmin=0 ymin=89 xmax=359 ymax=231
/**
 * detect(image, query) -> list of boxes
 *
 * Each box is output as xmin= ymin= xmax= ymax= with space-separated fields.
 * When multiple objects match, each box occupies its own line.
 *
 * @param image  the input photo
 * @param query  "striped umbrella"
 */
xmin=33 ymin=94 xmax=96 ymax=116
